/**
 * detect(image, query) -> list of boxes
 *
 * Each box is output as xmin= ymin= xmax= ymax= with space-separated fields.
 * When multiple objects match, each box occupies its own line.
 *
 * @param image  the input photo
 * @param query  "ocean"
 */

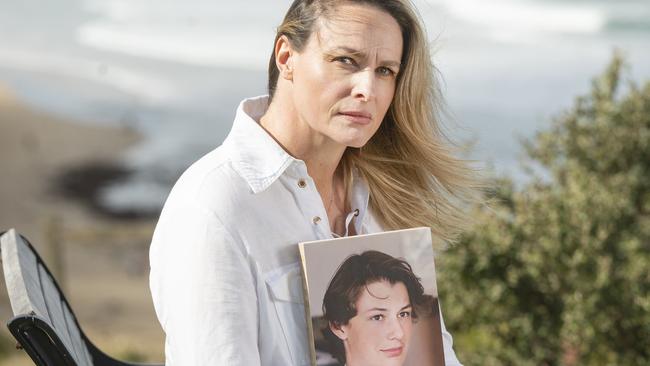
xmin=1 ymin=0 xmax=649 ymax=215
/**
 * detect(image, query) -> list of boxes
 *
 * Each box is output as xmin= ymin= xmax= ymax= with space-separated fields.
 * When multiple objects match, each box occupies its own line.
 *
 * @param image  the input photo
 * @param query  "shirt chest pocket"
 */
xmin=265 ymin=262 xmax=311 ymax=366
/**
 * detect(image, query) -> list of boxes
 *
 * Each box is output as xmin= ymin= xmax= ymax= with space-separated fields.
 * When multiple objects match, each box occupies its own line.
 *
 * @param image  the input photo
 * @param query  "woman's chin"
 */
xmin=340 ymin=136 xmax=372 ymax=149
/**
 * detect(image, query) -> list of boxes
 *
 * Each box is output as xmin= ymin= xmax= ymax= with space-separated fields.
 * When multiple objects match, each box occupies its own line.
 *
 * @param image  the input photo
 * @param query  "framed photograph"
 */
xmin=299 ymin=227 xmax=445 ymax=366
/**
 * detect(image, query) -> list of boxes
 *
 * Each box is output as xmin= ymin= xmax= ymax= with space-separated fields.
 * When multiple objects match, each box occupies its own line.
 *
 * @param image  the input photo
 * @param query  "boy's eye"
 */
xmin=398 ymin=311 xmax=411 ymax=318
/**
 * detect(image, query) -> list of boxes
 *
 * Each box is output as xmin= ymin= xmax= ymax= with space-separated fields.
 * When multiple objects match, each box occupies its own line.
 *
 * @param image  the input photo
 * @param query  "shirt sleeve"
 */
xmin=439 ymin=303 xmax=463 ymax=366
xmin=149 ymin=201 xmax=261 ymax=365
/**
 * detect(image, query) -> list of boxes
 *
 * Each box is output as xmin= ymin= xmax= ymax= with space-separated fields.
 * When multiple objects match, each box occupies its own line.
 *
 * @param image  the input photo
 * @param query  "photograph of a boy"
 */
xmin=321 ymin=250 xmax=438 ymax=366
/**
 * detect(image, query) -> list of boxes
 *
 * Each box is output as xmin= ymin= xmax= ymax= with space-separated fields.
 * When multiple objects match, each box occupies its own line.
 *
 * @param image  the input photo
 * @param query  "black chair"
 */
xmin=0 ymin=229 xmax=163 ymax=366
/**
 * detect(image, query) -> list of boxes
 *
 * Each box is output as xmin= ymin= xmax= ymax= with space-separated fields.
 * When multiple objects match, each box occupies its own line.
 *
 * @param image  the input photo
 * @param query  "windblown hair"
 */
xmin=321 ymin=250 xmax=430 ymax=364
xmin=268 ymin=0 xmax=483 ymax=243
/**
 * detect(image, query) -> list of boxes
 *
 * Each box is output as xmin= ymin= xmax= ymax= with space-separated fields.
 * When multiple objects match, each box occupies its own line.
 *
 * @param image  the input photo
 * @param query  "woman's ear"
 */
xmin=274 ymin=35 xmax=294 ymax=80
xmin=330 ymin=321 xmax=348 ymax=341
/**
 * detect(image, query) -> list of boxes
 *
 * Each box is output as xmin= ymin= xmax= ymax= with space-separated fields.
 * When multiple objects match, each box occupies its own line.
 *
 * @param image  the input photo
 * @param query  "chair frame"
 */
xmin=1 ymin=229 xmax=163 ymax=366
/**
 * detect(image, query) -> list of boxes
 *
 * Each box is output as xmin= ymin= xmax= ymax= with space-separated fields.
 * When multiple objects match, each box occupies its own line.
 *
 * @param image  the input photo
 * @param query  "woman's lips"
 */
xmin=338 ymin=111 xmax=372 ymax=124
xmin=381 ymin=346 xmax=403 ymax=357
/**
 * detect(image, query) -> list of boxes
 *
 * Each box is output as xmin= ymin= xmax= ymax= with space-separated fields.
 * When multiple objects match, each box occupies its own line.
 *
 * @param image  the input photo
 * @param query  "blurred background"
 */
xmin=0 ymin=0 xmax=648 ymax=364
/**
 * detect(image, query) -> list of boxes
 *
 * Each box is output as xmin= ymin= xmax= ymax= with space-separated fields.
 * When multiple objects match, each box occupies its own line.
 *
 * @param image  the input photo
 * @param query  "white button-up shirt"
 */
xmin=149 ymin=96 xmax=463 ymax=365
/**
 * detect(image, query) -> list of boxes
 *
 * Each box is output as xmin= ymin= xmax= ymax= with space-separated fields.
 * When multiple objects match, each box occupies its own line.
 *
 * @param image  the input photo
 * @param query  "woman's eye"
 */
xmin=377 ymin=67 xmax=395 ymax=77
xmin=370 ymin=314 xmax=384 ymax=321
xmin=398 ymin=311 xmax=411 ymax=318
xmin=334 ymin=56 xmax=356 ymax=66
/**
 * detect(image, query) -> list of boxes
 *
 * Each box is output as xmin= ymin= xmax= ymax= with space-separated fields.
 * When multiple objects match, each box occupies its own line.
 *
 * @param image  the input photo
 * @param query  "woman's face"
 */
xmin=289 ymin=3 xmax=403 ymax=148
xmin=335 ymin=280 xmax=413 ymax=366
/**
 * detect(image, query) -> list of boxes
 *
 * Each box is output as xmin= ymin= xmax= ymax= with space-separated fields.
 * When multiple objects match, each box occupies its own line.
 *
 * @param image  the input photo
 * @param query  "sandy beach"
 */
xmin=0 ymin=83 xmax=164 ymax=364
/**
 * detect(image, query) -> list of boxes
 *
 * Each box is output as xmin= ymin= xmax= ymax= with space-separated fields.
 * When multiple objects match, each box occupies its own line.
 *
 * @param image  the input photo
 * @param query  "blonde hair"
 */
xmin=269 ymin=0 xmax=483 ymax=243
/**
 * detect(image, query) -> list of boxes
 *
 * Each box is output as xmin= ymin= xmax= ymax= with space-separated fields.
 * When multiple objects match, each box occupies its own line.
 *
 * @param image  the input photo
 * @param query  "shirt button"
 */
xmin=297 ymin=179 xmax=307 ymax=188
xmin=353 ymin=209 xmax=360 ymax=216
xmin=312 ymin=216 xmax=321 ymax=225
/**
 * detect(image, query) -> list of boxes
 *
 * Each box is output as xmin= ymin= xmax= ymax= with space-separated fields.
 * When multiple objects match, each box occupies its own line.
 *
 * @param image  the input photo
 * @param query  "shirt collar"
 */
xmin=224 ymin=96 xmax=371 ymax=229
xmin=225 ymin=95 xmax=302 ymax=193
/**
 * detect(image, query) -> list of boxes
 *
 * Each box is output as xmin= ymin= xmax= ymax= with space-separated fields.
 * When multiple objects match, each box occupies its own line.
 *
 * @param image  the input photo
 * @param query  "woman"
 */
xmin=322 ymin=250 xmax=431 ymax=366
xmin=150 ymin=1 xmax=479 ymax=365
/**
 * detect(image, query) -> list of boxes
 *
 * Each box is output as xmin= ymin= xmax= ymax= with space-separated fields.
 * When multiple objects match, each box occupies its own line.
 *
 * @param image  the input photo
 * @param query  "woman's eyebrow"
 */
xmin=327 ymin=46 xmax=401 ymax=68
xmin=328 ymin=46 xmax=365 ymax=57
xmin=383 ymin=61 xmax=402 ymax=69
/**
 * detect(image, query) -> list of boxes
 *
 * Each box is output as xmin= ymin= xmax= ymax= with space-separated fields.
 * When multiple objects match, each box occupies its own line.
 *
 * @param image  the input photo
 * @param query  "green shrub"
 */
xmin=438 ymin=54 xmax=650 ymax=366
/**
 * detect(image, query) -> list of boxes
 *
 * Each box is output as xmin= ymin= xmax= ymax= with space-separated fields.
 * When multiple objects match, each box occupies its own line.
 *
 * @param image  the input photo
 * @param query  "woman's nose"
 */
xmin=351 ymin=69 xmax=375 ymax=102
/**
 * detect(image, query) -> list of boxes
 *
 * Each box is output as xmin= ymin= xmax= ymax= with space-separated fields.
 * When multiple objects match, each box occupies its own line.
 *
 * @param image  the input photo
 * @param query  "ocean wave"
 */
xmin=78 ymin=0 xmax=287 ymax=69
xmin=0 ymin=47 xmax=177 ymax=103
xmin=82 ymin=0 xmax=288 ymax=24
xmin=77 ymin=21 xmax=273 ymax=70
xmin=431 ymin=0 xmax=607 ymax=39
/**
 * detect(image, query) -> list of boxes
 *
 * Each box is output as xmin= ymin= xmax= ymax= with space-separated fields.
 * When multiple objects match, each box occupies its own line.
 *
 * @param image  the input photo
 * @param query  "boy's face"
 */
xmin=332 ymin=279 xmax=413 ymax=366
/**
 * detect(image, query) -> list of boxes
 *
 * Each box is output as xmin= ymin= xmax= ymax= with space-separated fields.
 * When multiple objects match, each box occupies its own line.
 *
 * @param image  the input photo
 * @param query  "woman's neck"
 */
xmin=260 ymin=97 xmax=345 ymax=174
xmin=260 ymin=97 xmax=349 ymax=234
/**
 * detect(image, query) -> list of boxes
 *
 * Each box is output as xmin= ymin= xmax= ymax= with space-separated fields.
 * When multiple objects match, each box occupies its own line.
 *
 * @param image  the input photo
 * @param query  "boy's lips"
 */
xmin=380 ymin=346 xmax=403 ymax=357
